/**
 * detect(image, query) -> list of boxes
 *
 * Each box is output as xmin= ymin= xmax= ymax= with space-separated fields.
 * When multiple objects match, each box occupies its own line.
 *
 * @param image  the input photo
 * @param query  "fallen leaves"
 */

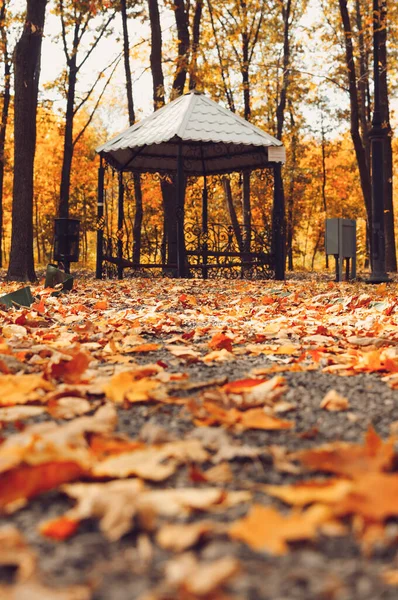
xmin=292 ymin=426 xmax=395 ymax=476
xmin=320 ymin=389 xmax=350 ymax=411
xmin=229 ymin=503 xmax=332 ymax=555
xmin=4 ymin=277 xmax=398 ymax=597
xmin=0 ymin=374 xmax=53 ymax=406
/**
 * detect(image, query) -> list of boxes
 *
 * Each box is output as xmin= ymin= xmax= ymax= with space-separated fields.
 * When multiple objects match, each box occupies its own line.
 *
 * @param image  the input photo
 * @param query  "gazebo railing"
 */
xmin=101 ymin=220 xmax=274 ymax=279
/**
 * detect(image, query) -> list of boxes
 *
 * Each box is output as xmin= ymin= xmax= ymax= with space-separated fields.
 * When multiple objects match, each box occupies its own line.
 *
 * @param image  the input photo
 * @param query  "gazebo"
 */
xmin=95 ymin=90 xmax=286 ymax=279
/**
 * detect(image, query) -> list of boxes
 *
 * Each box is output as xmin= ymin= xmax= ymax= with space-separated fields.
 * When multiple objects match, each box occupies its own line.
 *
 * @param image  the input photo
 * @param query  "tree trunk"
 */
xmin=338 ymin=0 xmax=372 ymax=234
xmin=286 ymin=109 xmax=297 ymax=271
xmin=240 ymin=0 xmax=251 ymax=255
xmin=171 ymin=0 xmax=190 ymax=99
xmin=59 ymin=53 xmax=77 ymax=219
xmin=189 ymin=0 xmax=203 ymax=90
xmin=121 ymin=0 xmax=135 ymax=124
xmin=121 ymin=0 xmax=143 ymax=265
xmin=132 ymin=174 xmax=143 ymax=263
xmin=379 ymin=1 xmax=396 ymax=272
xmin=222 ymin=176 xmax=243 ymax=251
xmin=147 ymin=0 xmax=165 ymax=110
xmin=355 ymin=0 xmax=371 ymax=165
xmin=0 ymin=3 xmax=11 ymax=269
xmin=272 ymin=0 xmax=291 ymax=280
xmin=8 ymin=0 xmax=47 ymax=281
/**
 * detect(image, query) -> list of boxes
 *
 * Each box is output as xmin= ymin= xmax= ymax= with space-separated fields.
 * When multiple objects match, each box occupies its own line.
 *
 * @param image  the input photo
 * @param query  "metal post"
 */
xmin=272 ymin=163 xmax=286 ymax=280
xmin=368 ymin=0 xmax=389 ymax=283
xmin=200 ymin=146 xmax=208 ymax=279
xmin=117 ymin=171 xmax=124 ymax=280
xmin=176 ymin=143 xmax=186 ymax=277
xmin=96 ymin=157 xmax=105 ymax=279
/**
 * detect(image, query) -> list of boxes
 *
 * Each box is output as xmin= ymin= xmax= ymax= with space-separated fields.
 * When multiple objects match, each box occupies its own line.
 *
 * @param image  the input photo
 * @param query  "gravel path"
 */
xmin=1 ymin=274 xmax=398 ymax=599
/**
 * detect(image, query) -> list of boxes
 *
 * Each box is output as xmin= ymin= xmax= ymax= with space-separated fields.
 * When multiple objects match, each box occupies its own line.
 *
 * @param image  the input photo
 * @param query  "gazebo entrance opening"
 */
xmin=95 ymin=91 xmax=286 ymax=280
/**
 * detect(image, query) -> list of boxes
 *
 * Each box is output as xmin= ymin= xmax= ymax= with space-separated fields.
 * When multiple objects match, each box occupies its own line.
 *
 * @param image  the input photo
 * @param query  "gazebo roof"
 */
xmin=96 ymin=90 xmax=286 ymax=175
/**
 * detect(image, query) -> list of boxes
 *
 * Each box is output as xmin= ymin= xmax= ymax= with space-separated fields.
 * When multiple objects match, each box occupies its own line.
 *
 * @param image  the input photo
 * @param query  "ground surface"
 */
xmin=1 ymin=273 xmax=398 ymax=599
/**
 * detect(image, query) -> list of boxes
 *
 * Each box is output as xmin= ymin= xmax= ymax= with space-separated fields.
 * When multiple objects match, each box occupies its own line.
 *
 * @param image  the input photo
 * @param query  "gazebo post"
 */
xmin=95 ymin=156 xmax=105 ymax=279
xmin=272 ymin=163 xmax=286 ymax=280
xmin=117 ymin=171 xmax=124 ymax=280
xmin=176 ymin=142 xmax=186 ymax=277
xmin=200 ymin=145 xmax=208 ymax=279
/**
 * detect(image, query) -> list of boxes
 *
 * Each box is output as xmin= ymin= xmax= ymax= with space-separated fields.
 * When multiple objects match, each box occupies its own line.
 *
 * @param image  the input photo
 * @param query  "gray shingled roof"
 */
xmin=96 ymin=91 xmax=286 ymax=175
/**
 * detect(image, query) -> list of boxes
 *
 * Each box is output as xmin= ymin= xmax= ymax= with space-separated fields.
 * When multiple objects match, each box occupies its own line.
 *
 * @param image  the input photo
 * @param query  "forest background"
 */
xmin=1 ymin=0 xmax=398 ymax=277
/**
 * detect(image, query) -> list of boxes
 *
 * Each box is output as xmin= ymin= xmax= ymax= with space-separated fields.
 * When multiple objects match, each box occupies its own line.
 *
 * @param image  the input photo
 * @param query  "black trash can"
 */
xmin=53 ymin=218 xmax=80 ymax=264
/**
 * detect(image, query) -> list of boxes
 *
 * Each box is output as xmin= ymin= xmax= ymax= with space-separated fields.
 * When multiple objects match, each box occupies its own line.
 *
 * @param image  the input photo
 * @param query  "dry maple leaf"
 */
xmin=49 ymin=350 xmax=91 ymax=384
xmin=319 ymin=389 xmax=350 ymax=411
xmin=103 ymin=371 xmax=166 ymax=404
xmin=58 ymin=481 xmax=250 ymax=540
xmin=0 ymin=405 xmax=46 ymax=421
xmin=202 ymin=348 xmax=235 ymax=362
xmin=334 ymin=473 xmax=398 ymax=521
xmin=292 ymin=426 xmax=395 ymax=477
xmin=229 ymin=503 xmax=332 ymax=555
xmin=156 ymin=520 xmax=223 ymax=552
xmin=192 ymin=401 xmax=294 ymax=431
xmin=58 ymin=479 xmax=144 ymax=541
xmin=0 ymin=404 xmax=117 ymax=509
xmin=0 ymin=374 xmax=54 ymax=406
xmin=92 ymin=439 xmax=209 ymax=481
xmin=263 ymin=479 xmax=354 ymax=506
xmin=208 ymin=332 xmax=234 ymax=352
xmin=47 ymin=397 xmax=93 ymax=419
xmin=163 ymin=553 xmax=239 ymax=596
xmin=0 ymin=461 xmax=85 ymax=511
xmin=220 ymin=375 xmax=287 ymax=409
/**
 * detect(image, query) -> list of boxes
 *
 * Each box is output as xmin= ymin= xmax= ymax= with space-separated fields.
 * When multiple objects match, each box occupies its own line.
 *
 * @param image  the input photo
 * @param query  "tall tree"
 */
xmin=379 ymin=0 xmax=396 ymax=271
xmin=7 ymin=0 xmax=47 ymax=281
xmin=120 ymin=0 xmax=143 ymax=265
xmin=147 ymin=0 xmax=177 ymax=270
xmin=56 ymin=0 xmax=115 ymax=219
xmin=0 ymin=0 xmax=11 ymax=268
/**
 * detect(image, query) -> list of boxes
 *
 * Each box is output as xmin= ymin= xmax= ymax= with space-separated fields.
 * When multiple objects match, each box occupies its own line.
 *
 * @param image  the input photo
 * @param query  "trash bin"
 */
xmin=53 ymin=218 xmax=80 ymax=263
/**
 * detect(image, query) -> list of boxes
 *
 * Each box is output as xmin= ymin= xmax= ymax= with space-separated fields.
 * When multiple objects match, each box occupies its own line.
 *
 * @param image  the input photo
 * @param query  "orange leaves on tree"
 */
xmin=229 ymin=504 xmax=332 ymax=555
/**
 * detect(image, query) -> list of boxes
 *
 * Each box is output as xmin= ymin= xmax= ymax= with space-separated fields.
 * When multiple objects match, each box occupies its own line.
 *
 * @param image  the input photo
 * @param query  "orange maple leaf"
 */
xmin=293 ymin=426 xmax=395 ymax=477
xmin=229 ymin=503 xmax=332 ymax=554
xmin=208 ymin=333 xmax=233 ymax=353
xmin=0 ymin=461 xmax=84 ymax=509
xmin=50 ymin=351 xmax=90 ymax=384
